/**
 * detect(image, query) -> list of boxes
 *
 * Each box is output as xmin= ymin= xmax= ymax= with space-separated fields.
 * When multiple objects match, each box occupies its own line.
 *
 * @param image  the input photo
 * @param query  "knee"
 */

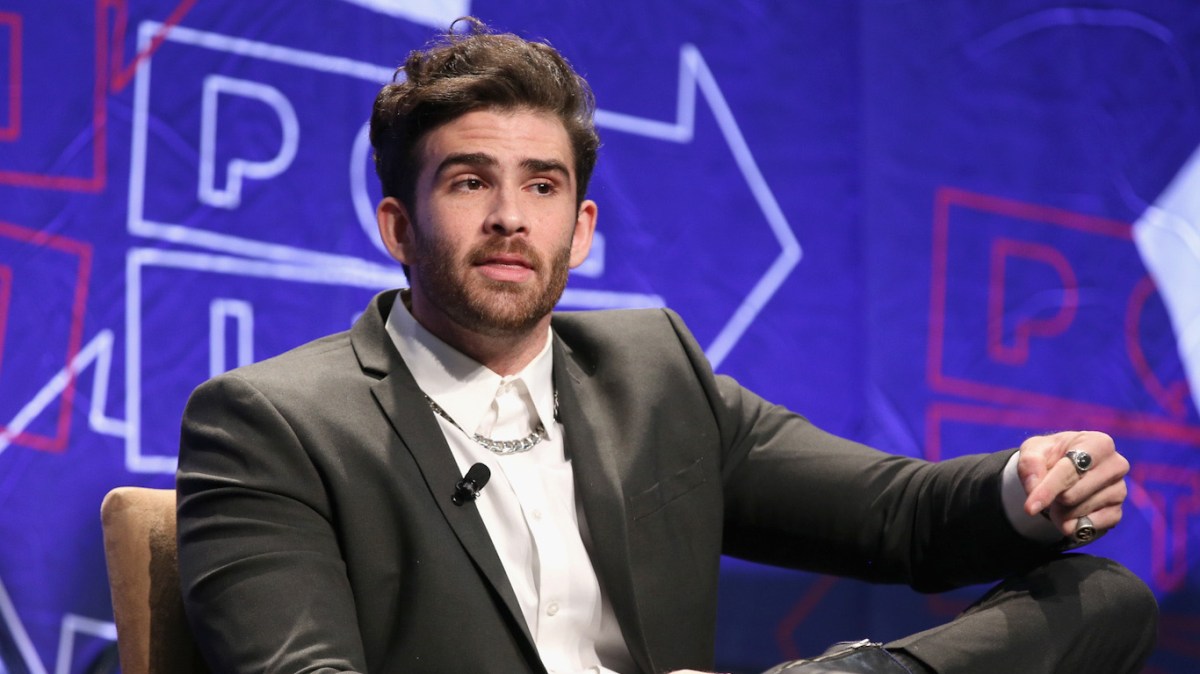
xmin=1068 ymin=555 xmax=1156 ymax=623
xmin=1051 ymin=555 xmax=1159 ymax=659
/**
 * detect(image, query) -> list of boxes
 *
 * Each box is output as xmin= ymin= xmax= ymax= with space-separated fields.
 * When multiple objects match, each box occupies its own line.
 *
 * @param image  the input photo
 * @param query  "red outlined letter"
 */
xmin=986 ymin=237 xmax=1078 ymax=365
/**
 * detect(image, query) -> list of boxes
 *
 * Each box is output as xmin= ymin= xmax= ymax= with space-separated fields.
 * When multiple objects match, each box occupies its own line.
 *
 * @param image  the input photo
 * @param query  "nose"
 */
xmin=487 ymin=187 xmax=527 ymax=235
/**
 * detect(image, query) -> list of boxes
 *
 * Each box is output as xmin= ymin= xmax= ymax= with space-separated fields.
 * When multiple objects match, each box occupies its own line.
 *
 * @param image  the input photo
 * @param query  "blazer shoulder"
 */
xmin=551 ymin=307 xmax=687 ymax=341
xmin=551 ymin=307 xmax=707 ymax=377
xmin=195 ymin=329 xmax=356 ymax=398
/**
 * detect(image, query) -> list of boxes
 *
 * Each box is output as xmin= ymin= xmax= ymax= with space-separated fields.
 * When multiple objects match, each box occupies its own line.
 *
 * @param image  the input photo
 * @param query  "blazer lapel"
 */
xmin=351 ymin=291 xmax=538 ymax=653
xmin=552 ymin=335 xmax=655 ymax=674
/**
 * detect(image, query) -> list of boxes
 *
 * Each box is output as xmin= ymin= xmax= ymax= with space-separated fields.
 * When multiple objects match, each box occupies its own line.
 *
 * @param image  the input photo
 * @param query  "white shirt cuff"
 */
xmin=1001 ymin=451 xmax=1062 ymax=543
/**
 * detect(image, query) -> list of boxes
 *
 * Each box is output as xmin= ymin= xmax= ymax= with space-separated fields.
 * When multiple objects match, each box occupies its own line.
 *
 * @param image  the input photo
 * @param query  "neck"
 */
xmin=404 ymin=291 xmax=551 ymax=376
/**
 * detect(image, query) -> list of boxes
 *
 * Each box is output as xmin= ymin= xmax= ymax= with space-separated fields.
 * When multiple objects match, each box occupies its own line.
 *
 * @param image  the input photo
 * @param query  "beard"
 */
xmin=410 ymin=230 xmax=572 ymax=338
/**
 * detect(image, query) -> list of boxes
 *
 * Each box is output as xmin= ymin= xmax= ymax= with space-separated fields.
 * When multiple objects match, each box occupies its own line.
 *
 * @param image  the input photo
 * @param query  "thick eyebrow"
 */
xmin=434 ymin=152 xmax=496 ymax=179
xmin=521 ymin=158 xmax=571 ymax=181
xmin=432 ymin=153 xmax=572 ymax=183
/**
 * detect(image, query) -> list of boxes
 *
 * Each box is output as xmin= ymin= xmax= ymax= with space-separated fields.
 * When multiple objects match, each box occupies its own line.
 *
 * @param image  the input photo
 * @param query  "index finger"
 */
xmin=1017 ymin=432 xmax=1073 ymax=513
xmin=1025 ymin=451 xmax=1082 ymax=515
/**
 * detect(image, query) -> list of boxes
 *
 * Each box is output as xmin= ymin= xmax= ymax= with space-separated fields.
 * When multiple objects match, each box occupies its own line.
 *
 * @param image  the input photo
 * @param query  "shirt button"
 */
xmin=532 ymin=508 xmax=543 ymax=521
xmin=546 ymin=601 xmax=559 ymax=616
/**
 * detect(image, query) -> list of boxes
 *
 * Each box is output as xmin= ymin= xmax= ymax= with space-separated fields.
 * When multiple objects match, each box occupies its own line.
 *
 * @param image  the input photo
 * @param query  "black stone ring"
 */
xmin=1065 ymin=449 xmax=1093 ymax=475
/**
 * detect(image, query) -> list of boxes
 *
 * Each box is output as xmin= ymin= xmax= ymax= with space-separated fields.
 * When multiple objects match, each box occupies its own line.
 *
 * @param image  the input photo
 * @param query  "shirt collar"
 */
xmin=385 ymin=292 xmax=557 ymax=437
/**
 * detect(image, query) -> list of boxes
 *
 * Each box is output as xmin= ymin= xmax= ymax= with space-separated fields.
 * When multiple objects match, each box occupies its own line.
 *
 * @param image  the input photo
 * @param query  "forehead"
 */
xmin=418 ymin=108 xmax=574 ymax=174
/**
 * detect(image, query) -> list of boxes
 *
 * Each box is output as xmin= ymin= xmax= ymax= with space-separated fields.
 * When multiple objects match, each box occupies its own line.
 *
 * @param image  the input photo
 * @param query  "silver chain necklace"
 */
xmin=425 ymin=395 xmax=547 ymax=455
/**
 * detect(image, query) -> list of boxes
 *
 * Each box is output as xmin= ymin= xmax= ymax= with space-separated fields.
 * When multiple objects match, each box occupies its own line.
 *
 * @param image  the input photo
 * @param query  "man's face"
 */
xmin=377 ymin=108 xmax=596 ymax=340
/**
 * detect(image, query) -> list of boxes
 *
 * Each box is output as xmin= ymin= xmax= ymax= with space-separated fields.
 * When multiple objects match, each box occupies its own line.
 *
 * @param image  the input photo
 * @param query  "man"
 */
xmin=176 ymin=18 xmax=1157 ymax=674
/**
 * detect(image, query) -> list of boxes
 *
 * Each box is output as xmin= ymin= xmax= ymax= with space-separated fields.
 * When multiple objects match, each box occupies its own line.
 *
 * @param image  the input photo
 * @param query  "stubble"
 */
xmin=414 ymin=231 xmax=571 ymax=338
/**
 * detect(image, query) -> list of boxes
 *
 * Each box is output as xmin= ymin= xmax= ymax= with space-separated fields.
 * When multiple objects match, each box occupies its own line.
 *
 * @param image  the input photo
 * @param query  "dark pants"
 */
xmin=885 ymin=555 xmax=1158 ymax=674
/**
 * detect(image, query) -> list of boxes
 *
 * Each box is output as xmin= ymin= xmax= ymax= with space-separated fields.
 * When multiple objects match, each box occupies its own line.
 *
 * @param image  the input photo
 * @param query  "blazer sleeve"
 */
xmin=176 ymin=372 xmax=368 ymax=674
xmin=657 ymin=311 xmax=1055 ymax=592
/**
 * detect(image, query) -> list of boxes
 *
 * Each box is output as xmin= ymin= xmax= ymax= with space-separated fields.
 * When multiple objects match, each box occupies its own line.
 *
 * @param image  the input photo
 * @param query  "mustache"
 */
xmin=467 ymin=237 xmax=543 ymax=270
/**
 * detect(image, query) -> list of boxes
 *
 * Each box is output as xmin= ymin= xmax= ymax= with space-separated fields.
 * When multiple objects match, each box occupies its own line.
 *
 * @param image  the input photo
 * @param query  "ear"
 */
xmin=568 ymin=199 xmax=598 ymax=269
xmin=377 ymin=197 xmax=415 ymax=265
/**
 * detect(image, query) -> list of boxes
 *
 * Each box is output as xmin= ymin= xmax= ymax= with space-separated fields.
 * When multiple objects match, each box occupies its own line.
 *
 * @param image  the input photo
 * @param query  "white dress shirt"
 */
xmin=384 ymin=297 xmax=1059 ymax=673
xmin=386 ymin=301 xmax=635 ymax=674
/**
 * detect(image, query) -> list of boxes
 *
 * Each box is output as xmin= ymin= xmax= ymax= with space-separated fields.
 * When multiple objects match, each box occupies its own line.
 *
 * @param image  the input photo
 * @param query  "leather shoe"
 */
xmin=761 ymin=640 xmax=915 ymax=674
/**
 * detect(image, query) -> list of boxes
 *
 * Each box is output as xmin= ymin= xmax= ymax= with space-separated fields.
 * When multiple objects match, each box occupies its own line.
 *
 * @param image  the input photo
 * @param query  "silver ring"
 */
xmin=1065 ymin=449 xmax=1093 ymax=475
xmin=1075 ymin=515 xmax=1096 ymax=542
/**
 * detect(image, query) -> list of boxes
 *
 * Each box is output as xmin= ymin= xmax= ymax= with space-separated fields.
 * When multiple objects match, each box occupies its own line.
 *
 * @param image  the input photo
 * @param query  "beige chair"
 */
xmin=100 ymin=487 xmax=208 ymax=674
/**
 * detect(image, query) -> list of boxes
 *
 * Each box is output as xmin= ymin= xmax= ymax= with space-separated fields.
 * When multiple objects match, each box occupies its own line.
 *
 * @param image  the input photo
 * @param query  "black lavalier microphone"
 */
xmin=452 ymin=463 xmax=491 ymax=506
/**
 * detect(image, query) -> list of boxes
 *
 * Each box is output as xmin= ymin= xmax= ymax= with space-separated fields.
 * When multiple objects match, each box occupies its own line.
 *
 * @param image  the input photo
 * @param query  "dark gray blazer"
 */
xmin=176 ymin=289 xmax=1048 ymax=674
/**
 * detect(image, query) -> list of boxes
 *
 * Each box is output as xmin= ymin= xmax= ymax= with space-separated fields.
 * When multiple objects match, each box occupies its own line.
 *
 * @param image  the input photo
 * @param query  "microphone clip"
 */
xmin=452 ymin=463 xmax=491 ymax=506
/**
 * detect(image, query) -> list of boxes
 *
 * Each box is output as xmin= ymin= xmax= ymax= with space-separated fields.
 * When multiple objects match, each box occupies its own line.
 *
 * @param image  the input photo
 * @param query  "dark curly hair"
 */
xmin=370 ymin=17 xmax=600 ymax=210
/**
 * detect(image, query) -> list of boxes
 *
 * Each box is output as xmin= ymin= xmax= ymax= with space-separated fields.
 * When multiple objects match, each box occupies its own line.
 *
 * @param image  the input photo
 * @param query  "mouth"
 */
xmin=474 ymin=253 xmax=536 ymax=283
xmin=478 ymin=253 xmax=532 ymax=269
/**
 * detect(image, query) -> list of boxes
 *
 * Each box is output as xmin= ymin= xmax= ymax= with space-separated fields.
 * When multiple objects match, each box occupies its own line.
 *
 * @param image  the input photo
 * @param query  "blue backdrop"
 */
xmin=1 ymin=1 xmax=1197 ymax=672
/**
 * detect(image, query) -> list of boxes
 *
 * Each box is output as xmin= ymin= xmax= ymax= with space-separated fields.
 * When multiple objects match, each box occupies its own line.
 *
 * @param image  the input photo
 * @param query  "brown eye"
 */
xmin=452 ymin=177 xmax=484 ymax=192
